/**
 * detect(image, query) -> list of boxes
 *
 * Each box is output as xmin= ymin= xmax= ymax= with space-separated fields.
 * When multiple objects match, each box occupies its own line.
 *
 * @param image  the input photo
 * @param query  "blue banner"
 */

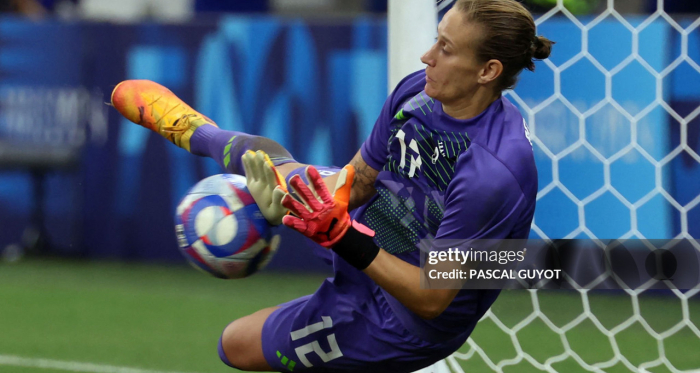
xmin=0 ymin=15 xmax=696 ymax=270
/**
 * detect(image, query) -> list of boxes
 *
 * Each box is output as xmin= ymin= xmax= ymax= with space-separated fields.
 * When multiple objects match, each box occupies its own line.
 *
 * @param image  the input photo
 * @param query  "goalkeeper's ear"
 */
xmin=332 ymin=165 xmax=355 ymax=202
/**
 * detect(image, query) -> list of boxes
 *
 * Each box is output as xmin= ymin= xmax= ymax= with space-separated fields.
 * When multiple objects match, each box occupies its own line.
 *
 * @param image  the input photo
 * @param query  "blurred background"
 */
xmin=1 ymin=0 xmax=700 ymax=372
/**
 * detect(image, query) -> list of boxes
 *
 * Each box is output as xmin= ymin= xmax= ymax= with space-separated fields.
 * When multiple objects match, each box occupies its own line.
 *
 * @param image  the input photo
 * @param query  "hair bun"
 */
xmin=533 ymin=35 xmax=554 ymax=60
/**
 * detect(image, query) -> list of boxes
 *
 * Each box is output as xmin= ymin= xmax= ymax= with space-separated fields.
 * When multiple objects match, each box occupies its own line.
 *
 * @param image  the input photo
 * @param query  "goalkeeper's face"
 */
xmin=421 ymin=8 xmax=490 ymax=105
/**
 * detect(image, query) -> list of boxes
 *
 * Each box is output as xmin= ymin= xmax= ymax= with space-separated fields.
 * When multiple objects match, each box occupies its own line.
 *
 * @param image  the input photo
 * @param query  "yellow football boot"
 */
xmin=111 ymin=80 xmax=217 ymax=152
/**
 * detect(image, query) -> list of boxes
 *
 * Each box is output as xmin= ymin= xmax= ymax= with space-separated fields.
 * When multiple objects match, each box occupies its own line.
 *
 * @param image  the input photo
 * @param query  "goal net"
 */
xmin=397 ymin=0 xmax=700 ymax=372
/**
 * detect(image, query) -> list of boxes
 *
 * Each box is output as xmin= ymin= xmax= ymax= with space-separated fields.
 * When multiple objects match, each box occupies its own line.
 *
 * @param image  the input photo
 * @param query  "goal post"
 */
xmin=387 ymin=0 xmax=437 ymax=93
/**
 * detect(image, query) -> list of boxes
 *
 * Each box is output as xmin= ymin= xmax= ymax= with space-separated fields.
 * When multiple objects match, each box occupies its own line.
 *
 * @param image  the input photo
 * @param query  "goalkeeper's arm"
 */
xmin=243 ymin=148 xmax=378 ymax=225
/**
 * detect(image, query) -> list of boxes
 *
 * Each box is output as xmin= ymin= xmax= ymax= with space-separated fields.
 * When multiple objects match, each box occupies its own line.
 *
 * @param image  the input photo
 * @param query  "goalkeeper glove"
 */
xmin=282 ymin=165 xmax=379 ymax=270
xmin=241 ymin=150 xmax=288 ymax=225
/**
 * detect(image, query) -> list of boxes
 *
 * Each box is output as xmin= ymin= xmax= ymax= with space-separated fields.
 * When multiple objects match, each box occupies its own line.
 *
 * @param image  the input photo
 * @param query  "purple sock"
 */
xmin=190 ymin=125 xmax=296 ymax=174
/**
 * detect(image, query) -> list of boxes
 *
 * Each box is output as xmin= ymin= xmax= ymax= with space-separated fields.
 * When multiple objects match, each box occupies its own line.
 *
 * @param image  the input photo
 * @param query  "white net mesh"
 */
xmin=443 ymin=1 xmax=700 ymax=372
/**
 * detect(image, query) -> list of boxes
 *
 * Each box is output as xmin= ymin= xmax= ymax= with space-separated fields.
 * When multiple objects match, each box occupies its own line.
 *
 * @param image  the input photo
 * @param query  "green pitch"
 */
xmin=0 ymin=259 xmax=698 ymax=373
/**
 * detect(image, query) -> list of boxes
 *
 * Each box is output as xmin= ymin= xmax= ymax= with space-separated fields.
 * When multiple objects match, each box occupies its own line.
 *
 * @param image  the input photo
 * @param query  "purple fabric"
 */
xmin=220 ymin=69 xmax=537 ymax=369
xmin=356 ymin=69 xmax=538 ymax=339
xmin=359 ymin=72 xmax=423 ymax=172
xmin=285 ymin=165 xmax=340 ymax=185
xmin=431 ymin=97 xmax=537 ymax=240
xmin=190 ymin=124 xmax=296 ymax=175
xmin=261 ymin=274 xmax=465 ymax=372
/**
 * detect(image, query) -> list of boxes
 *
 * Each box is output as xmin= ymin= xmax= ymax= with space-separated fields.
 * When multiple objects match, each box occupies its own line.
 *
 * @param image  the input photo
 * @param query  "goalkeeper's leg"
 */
xmin=218 ymin=306 xmax=278 ymax=371
xmin=189 ymin=124 xmax=299 ymax=174
xmin=111 ymin=80 xmax=376 ymax=211
xmin=221 ymin=281 xmax=465 ymax=372
xmin=111 ymin=79 xmax=302 ymax=174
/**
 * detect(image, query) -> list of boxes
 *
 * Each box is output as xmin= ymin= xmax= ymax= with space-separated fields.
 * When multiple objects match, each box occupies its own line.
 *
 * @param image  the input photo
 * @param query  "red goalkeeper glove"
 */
xmin=281 ymin=165 xmax=354 ymax=247
xmin=281 ymin=165 xmax=380 ymax=270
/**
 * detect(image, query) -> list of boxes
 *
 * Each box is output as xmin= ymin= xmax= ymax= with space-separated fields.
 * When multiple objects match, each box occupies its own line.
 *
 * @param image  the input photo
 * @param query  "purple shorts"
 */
xmin=259 ymin=267 xmax=466 ymax=372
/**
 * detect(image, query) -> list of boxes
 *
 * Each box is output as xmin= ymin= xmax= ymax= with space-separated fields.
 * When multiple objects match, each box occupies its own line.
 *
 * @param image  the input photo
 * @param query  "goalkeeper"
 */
xmin=112 ymin=0 xmax=552 ymax=371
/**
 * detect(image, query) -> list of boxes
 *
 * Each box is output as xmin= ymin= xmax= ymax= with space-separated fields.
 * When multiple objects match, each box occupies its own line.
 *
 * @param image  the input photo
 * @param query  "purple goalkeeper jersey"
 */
xmin=355 ymin=70 xmax=538 ymax=341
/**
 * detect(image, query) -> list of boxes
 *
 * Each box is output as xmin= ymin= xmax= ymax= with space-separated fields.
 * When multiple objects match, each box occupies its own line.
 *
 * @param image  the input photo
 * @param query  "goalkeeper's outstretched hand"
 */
xmin=282 ymin=165 xmax=354 ymax=248
xmin=241 ymin=150 xmax=288 ymax=225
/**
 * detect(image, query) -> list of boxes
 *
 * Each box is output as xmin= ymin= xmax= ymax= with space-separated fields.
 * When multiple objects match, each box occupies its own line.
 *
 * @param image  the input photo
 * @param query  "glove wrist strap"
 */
xmin=332 ymin=222 xmax=380 ymax=270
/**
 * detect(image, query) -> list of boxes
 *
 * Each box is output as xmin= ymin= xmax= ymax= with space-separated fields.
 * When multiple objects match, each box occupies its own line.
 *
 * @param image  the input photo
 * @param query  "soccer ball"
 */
xmin=174 ymin=174 xmax=280 ymax=279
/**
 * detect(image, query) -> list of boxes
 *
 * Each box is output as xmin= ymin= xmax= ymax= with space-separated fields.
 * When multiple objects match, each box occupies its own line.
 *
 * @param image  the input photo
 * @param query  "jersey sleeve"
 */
xmin=360 ymin=70 xmax=425 ymax=171
xmin=435 ymin=143 xmax=529 ymax=241
xmin=360 ymin=93 xmax=396 ymax=171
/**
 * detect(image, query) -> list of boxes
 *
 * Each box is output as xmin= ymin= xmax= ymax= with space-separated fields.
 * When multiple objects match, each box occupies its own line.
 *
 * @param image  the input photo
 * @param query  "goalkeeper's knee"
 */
xmin=218 ymin=327 xmax=240 ymax=369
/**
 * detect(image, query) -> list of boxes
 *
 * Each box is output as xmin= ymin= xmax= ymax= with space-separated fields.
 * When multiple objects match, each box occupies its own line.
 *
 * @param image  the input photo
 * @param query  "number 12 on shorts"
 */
xmin=290 ymin=316 xmax=344 ymax=368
